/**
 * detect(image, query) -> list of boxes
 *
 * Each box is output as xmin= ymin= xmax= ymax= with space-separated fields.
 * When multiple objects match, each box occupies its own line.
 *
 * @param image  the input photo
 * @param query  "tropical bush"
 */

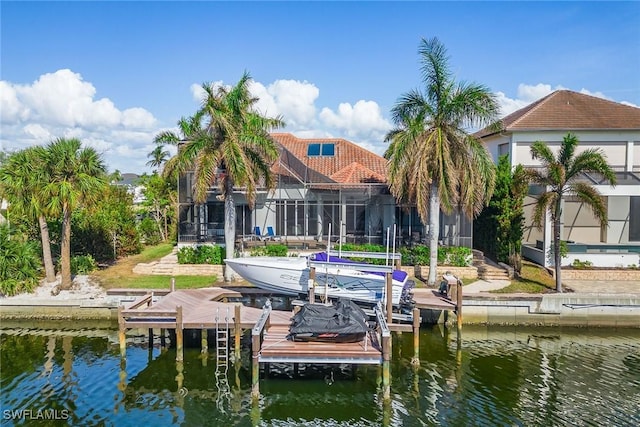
xmin=336 ymin=243 xmax=472 ymax=267
xmin=249 ymin=244 xmax=288 ymax=257
xmin=571 ymin=259 xmax=593 ymax=270
xmin=71 ymin=255 xmax=98 ymax=274
xmin=72 ymin=185 xmax=142 ymax=261
xmin=138 ymin=216 xmax=163 ymax=245
xmin=0 ymin=225 xmax=42 ymax=296
xmin=177 ymin=244 xmax=225 ymax=264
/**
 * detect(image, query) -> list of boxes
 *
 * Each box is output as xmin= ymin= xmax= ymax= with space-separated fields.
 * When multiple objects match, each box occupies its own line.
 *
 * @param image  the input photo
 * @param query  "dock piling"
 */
xmin=117 ymin=306 xmax=126 ymax=358
xmin=456 ymin=279 xmax=463 ymax=334
xmin=309 ymin=267 xmax=316 ymax=302
xmin=234 ymin=304 xmax=241 ymax=363
xmin=176 ymin=305 xmax=183 ymax=362
xmin=411 ymin=307 xmax=420 ymax=365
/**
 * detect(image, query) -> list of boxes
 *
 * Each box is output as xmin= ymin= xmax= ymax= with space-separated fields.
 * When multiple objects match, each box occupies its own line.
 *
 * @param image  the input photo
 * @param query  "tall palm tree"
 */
xmin=146 ymin=145 xmax=170 ymax=172
xmin=385 ymin=37 xmax=500 ymax=285
xmin=162 ymin=72 xmax=284 ymax=281
xmin=0 ymin=147 xmax=57 ymax=283
xmin=43 ymin=138 xmax=107 ymax=289
xmin=526 ymin=133 xmax=616 ymax=292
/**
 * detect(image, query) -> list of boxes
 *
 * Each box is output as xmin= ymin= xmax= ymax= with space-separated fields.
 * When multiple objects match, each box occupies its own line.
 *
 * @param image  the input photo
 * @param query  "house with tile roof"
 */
xmin=478 ymin=90 xmax=640 ymax=267
xmin=176 ymin=133 xmax=471 ymax=248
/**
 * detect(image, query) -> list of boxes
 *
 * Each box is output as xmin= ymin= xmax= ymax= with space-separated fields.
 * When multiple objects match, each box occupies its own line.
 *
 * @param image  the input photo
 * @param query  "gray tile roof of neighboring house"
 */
xmin=270 ymin=133 xmax=387 ymax=185
xmin=476 ymin=90 xmax=640 ymax=138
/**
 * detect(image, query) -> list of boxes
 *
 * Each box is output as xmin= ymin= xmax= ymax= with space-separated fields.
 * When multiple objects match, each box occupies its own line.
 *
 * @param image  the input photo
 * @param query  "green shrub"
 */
xmin=56 ymin=254 xmax=98 ymax=274
xmin=177 ymin=244 xmax=225 ymax=264
xmin=71 ymin=254 xmax=98 ymax=274
xmin=0 ymin=225 xmax=42 ymax=296
xmin=250 ymin=244 xmax=288 ymax=257
xmin=443 ymin=246 xmax=472 ymax=267
xmin=336 ymin=243 xmax=471 ymax=267
xmin=571 ymin=259 xmax=593 ymax=270
xmin=138 ymin=216 xmax=162 ymax=245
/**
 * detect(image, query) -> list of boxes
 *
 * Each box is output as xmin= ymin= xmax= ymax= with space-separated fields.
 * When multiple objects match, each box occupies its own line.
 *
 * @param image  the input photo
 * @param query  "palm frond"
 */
xmin=568 ymin=182 xmax=608 ymax=225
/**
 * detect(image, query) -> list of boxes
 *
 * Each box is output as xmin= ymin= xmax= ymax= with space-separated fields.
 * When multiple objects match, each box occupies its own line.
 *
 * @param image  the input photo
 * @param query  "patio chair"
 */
xmin=253 ymin=226 xmax=262 ymax=240
xmin=266 ymin=226 xmax=280 ymax=241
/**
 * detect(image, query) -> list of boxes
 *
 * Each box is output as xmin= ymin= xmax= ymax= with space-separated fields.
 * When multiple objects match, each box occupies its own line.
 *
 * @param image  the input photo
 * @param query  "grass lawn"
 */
xmin=91 ymin=243 xmax=219 ymax=290
xmin=493 ymin=260 xmax=555 ymax=293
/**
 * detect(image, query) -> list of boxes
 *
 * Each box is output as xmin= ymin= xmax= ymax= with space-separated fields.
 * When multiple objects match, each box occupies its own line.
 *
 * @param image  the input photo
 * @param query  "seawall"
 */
xmin=424 ymin=293 xmax=640 ymax=328
xmin=2 ymin=293 xmax=639 ymax=328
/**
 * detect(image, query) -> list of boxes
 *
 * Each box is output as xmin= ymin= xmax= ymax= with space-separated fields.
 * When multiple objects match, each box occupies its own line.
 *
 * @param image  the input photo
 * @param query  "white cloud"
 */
xmin=250 ymin=79 xmax=319 ymax=127
xmin=0 ymin=69 xmax=160 ymax=173
xmin=495 ymin=83 xmax=565 ymax=117
xmin=23 ymin=123 xmax=51 ymax=140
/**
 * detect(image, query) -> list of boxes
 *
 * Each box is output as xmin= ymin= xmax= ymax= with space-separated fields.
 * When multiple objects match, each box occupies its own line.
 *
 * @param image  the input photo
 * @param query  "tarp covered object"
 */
xmin=288 ymin=299 xmax=369 ymax=343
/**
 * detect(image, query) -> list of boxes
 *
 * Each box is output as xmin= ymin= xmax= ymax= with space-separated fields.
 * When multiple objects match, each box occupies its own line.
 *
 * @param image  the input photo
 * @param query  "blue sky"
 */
xmin=2 ymin=1 xmax=639 ymax=173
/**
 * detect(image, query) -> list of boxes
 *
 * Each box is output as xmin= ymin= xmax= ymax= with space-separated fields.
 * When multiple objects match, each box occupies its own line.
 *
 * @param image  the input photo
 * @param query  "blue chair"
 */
xmin=266 ymin=226 xmax=280 ymax=240
xmin=254 ymin=226 xmax=262 ymax=240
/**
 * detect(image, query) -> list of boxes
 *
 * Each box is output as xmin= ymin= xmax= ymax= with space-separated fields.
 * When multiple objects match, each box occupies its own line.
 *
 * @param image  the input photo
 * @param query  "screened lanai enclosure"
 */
xmin=176 ymin=140 xmax=472 ymax=249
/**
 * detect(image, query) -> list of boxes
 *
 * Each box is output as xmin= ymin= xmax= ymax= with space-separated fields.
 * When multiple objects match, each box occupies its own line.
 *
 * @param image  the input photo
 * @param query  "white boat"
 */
xmin=224 ymin=252 xmax=412 ymax=305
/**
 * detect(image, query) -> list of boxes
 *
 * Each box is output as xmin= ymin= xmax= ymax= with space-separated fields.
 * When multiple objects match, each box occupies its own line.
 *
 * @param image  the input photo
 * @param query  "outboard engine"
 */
xmin=399 ymin=280 xmax=416 ymax=314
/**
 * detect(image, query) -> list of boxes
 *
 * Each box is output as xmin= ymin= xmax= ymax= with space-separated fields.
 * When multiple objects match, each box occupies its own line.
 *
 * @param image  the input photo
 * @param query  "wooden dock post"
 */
xmin=308 ymin=267 xmax=316 ymax=302
xmin=170 ymin=277 xmax=175 ymax=292
xmin=411 ymin=307 xmax=420 ymax=366
xmin=234 ymin=304 xmax=241 ymax=363
xmin=251 ymin=332 xmax=260 ymax=400
xmin=160 ymin=329 xmax=166 ymax=350
xmin=201 ymin=328 xmax=208 ymax=353
xmin=176 ymin=305 xmax=184 ymax=362
xmin=385 ymin=272 xmax=393 ymax=324
xmin=118 ymin=306 xmax=126 ymax=358
xmin=456 ymin=279 xmax=463 ymax=333
xmin=382 ymin=333 xmax=391 ymax=401
xmin=375 ymin=303 xmax=392 ymax=402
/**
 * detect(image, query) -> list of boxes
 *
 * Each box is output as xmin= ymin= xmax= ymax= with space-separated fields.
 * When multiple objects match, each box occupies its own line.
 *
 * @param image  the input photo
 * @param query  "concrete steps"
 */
xmin=473 ymin=250 xmax=511 ymax=281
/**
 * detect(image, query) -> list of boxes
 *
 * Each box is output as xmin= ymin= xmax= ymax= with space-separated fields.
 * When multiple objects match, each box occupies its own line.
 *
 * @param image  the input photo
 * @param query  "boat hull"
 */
xmin=224 ymin=256 xmax=407 ymax=305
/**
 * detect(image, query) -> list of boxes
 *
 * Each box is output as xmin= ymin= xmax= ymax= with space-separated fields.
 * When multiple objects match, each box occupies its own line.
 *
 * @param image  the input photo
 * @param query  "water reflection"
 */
xmin=1 ymin=323 xmax=639 ymax=426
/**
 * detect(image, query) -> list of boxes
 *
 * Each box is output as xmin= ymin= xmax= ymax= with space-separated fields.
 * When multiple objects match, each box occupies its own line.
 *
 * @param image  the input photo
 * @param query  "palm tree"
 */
xmin=0 ymin=147 xmax=57 ymax=283
xmin=525 ymin=133 xmax=616 ymax=292
xmin=146 ymin=145 xmax=170 ymax=173
xmin=385 ymin=37 xmax=500 ymax=285
xmin=162 ymin=72 xmax=284 ymax=281
xmin=43 ymin=138 xmax=107 ymax=289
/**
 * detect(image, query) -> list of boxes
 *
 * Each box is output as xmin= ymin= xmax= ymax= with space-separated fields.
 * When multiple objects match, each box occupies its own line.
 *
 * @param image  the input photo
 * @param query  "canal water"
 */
xmin=1 ymin=321 xmax=639 ymax=426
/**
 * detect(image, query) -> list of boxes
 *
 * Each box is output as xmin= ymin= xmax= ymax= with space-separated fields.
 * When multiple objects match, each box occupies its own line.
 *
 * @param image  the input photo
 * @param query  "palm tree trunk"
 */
xmin=60 ymin=204 xmax=72 ymax=289
xmin=224 ymin=179 xmax=236 ymax=282
xmin=553 ymin=200 xmax=563 ymax=293
xmin=428 ymin=181 xmax=440 ymax=286
xmin=38 ymin=215 xmax=57 ymax=283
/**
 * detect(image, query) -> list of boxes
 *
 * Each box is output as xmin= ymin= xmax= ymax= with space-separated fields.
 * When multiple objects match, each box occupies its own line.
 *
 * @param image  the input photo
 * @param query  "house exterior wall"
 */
xmin=484 ymin=129 xmax=640 ymax=246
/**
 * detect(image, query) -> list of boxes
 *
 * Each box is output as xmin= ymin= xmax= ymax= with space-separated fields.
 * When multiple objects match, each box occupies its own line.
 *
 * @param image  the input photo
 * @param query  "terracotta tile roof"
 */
xmin=477 ymin=90 xmax=640 ymax=138
xmin=270 ymin=133 xmax=388 ymax=185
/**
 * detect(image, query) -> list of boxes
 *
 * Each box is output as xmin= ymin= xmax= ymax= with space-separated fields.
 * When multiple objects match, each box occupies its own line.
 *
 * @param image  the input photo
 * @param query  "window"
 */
xmin=321 ymin=143 xmax=335 ymax=156
xmin=307 ymin=142 xmax=335 ymax=157
xmin=498 ymin=143 xmax=510 ymax=158
xmin=307 ymin=144 xmax=321 ymax=156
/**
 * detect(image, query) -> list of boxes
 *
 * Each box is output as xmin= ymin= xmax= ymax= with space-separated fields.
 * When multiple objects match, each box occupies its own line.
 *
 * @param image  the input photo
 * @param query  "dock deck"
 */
xmin=411 ymin=288 xmax=458 ymax=310
xmin=258 ymin=324 xmax=382 ymax=364
xmin=119 ymin=287 xmax=292 ymax=330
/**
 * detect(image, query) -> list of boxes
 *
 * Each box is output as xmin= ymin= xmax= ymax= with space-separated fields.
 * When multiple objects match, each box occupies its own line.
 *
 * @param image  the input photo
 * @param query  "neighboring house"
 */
xmin=478 ymin=90 xmax=640 ymax=267
xmin=176 ymin=133 xmax=471 ymax=248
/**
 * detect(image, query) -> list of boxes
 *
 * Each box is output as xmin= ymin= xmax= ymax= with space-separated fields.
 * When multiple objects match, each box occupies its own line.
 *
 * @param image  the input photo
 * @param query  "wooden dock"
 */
xmin=116 ymin=287 xmax=403 ymax=400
